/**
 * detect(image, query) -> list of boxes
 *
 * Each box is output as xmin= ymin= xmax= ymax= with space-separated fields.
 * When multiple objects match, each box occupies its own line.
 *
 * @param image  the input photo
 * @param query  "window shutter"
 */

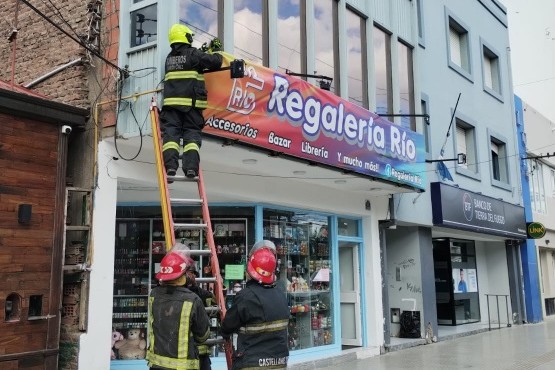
xmin=491 ymin=141 xmax=499 ymax=155
xmin=450 ymin=27 xmax=462 ymax=66
xmin=484 ymin=56 xmax=493 ymax=88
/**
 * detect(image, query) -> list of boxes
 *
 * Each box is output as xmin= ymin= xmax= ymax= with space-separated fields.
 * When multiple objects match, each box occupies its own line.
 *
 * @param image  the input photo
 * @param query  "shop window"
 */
xmin=346 ymin=8 xmax=368 ymax=108
xmin=446 ymin=11 xmax=472 ymax=80
xmin=277 ymin=0 xmax=303 ymax=75
xmin=234 ymin=0 xmax=265 ymax=66
xmin=5 ymin=293 xmax=22 ymax=322
xmin=373 ymin=25 xmax=392 ymax=115
xmin=263 ymin=208 xmax=333 ymax=349
xmin=314 ymin=0 xmax=338 ymax=94
xmin=112 ymin=206 xmax=255 ymax=362
xmin=179 ymin=0 xmax=220 ymax=49
xmin=398 ymin=40 xmax=415 ymax=131
xmin=130 ymin=4 xmax=157 ymax=47
xmin=433 ymin=238 xmax=480 ymax=326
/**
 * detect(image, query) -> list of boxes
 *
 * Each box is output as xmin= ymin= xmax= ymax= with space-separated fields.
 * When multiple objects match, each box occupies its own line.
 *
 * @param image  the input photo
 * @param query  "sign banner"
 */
xmin=431 ymin=182 xmax=527 ymax=239
xmin=203 ymin=52 xmax=426 ymax=190
xmin=526 ymin=222 xmax=546 ymax=239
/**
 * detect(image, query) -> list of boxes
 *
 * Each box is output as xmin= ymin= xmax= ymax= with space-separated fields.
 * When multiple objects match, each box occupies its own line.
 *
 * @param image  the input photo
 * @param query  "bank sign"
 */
xmin=431 ymin=182 xmax=527 ymax=239
xmin=203 ymin=52 xmax=426 ymax=191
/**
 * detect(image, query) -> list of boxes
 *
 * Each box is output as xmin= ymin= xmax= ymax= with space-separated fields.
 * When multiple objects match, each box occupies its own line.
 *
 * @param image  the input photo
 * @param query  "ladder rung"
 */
xmin=170 ymin=198 xmax=203 ymax=206
xmin=174 ymin=223 xmax=207 ymax=230
xmin=168 ymin=175 xmax=198 ymax=182
xmin=196 ymin=277 xmax=217 ymax=284
xmin=204 ymin=337 xmax=226 ymax=346
xmin=188 ymin=249 xmax=212 ymax=256
xmin=205 ymin=306 xmax=220 ymax=313
xmin=66 ymin=225 xmax=90 ymax=231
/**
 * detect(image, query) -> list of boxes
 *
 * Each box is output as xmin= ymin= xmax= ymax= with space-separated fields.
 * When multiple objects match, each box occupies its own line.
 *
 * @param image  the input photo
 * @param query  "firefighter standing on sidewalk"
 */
xmin=221 ymin=240 xmax=289 ymax=369
xmin=161 ymin=23 xmax=223 ymax=179
xmin=146 ymin=243 xmax=210 ymax=370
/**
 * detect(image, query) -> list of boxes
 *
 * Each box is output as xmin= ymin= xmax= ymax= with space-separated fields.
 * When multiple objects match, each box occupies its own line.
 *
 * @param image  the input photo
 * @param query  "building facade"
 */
xmin=382 ymin=0 xmax=541 ymax=347
xmin=516 ymin=96 xmax=555 ymax=318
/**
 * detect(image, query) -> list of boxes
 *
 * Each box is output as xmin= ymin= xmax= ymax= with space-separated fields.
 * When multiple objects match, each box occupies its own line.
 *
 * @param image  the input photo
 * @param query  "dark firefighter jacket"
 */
xmin=189 ymin=285 xmax=216 ymax=356
xmin=221 ymin=280 xmax=289 ymax=369
xmin=146 ymin=286 xmax=210 ymax=370
xmin=162 ymin=43 xmax=223 ymax=111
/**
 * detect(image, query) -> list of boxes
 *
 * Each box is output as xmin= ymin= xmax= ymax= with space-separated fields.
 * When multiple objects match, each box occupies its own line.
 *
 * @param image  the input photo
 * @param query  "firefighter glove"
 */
xmin=210 ymin=37 xmax=222 ymax=52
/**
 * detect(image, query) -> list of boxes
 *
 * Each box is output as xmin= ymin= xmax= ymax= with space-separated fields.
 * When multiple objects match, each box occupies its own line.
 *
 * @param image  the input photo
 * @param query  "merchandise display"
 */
xmin=263 ymin=217 xmax=333 ymax=349
xmin=111 ymin=218 xmax=248 ymax=361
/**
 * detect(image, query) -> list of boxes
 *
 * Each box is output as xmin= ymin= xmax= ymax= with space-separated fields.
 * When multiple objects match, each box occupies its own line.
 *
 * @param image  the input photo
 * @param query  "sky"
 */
xmin=500 ymin=0 xmax=555 ymax=123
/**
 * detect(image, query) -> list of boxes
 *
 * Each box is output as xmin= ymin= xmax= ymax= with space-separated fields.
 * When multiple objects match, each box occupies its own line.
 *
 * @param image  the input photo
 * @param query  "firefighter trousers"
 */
xmin=160 ymin=107 xmax=204 ymax=175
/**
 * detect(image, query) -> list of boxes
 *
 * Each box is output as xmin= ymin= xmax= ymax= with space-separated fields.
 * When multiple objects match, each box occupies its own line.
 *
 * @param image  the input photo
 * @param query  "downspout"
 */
xmin=10 ymin=0 xmax=20 ymax=88
xmin=24 ymin=58 xmax=84 ymax=88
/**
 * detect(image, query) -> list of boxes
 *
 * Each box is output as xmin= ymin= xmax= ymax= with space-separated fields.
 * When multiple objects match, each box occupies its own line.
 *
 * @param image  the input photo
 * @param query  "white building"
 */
xmin=520 ymin=101 xmax=555 ymax=318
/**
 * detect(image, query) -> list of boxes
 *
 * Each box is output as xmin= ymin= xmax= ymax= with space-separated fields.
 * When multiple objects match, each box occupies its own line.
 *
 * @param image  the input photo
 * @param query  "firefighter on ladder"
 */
xmin=161 ymin=23 xmax=223 ymax=180
xmin=146 ymin=243 xmax=211 ymax=370
xmin=221 ymin=240 xmax=289 ymax=369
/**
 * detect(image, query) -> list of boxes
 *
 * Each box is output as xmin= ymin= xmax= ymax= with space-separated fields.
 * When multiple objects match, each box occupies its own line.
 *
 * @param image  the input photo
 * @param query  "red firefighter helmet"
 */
xmin=156 ymin=242 xmax=194 ymax=282
xmin=247 ymin=247 xmax=277 ymax=285
xmin=248 ymin=239 xmax=276 ymax=258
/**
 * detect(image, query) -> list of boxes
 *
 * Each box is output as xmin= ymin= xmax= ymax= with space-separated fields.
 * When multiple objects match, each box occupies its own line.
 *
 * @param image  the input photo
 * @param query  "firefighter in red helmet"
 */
xmin=146 ymin=243 xmax=210 ymax=370
xmin=221 ymin=241 xmax=289 ymax=369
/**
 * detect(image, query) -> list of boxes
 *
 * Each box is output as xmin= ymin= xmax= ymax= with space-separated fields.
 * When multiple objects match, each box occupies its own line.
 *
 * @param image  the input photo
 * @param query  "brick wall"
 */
xmin=0 ymin=0 xmax=92 ymax=108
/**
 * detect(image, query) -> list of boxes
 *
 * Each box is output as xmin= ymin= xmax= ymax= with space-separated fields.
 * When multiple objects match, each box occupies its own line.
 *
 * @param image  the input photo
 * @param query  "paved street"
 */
xmin=316 ymin=319 xmax=555 ymax=370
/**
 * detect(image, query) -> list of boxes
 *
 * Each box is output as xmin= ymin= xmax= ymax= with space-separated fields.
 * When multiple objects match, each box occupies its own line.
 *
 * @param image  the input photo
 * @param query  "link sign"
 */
xmin=526 ymin=222 xmax=546 ymax=239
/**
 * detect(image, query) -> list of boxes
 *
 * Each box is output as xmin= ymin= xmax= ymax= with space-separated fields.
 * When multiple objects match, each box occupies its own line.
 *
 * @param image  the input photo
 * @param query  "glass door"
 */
xmin=339 ymin=241 xmax=362 ymax=346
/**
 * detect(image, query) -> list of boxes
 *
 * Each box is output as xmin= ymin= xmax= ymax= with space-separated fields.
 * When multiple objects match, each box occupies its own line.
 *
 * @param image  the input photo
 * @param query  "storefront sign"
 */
xmin=431 ymin=182 xmax=526 ymax=238
xmin=526 ymin=222 xmax=546 ymax=239
xmin=203 ymin=52 xmax=426 ymax=190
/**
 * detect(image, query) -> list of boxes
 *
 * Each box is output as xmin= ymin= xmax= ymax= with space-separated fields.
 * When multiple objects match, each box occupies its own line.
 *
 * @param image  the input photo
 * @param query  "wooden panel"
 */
xmin=0 ymin=113 xmax=60 ymax=359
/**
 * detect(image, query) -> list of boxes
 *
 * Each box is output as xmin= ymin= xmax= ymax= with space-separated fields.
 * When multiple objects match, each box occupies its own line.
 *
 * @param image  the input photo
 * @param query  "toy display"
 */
xmin=114 ymin=328 xmax=146 ymax=360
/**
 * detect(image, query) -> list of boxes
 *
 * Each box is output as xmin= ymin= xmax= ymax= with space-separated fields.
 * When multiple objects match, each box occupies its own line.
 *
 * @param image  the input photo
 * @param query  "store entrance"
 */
xmin=339 ymin=241 xmax=362 ymax=346
xmin=433 ymin=238 xmax=481 ymax=325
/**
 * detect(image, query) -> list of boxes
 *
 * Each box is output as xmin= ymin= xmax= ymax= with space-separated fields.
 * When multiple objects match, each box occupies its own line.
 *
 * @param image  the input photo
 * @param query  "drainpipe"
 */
xmin=24 ymin=57 xmax=84 ymax=88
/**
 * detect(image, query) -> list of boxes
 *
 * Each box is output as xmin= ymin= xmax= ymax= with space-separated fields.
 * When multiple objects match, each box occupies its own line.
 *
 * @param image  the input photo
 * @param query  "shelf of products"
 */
xmin=112 ymin=217 xmax=249 ymax=360
xmin=263 ymin=218 xmax=333 ymax=350
xmin=112 ymin=220 xmax=151 ymax=333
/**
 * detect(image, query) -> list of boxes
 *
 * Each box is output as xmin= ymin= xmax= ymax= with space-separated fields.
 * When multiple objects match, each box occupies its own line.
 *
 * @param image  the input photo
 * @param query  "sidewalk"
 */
xmin=311 ymin=319 xmax=555 ymax=370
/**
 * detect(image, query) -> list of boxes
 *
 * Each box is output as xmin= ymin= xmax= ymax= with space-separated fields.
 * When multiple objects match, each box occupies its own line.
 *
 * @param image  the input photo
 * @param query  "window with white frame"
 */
xmin=179 ymin=0 xmax=219 ymax=48
xmin=346 ymin=8 xmax=368 ymax=108
xmin=456 ymin=121 xmax=477 ymax=173
xmin=483 ymin=45 xmax=501 ymax=94
xmin=448 ymin=17 xmax=470 ymax=74
xmin=131 ymin=3 xmax=157 ymax=47
xmin=398 ymin=41 xmax=415 ymax=131
xmin=490 ymin=138 xmax=508 ymax=183
xmin=234 ymin=0 xmax=265 ymax=66
xmin=374 ymin=26 xmax=392 ymax=115
xmin=528 ymin=159 xmax=547 ymax=214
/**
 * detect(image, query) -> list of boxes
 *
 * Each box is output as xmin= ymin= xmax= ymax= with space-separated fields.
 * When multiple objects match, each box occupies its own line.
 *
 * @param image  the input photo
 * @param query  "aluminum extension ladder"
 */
xmin=149 ymin=99 xmax=233 ymax=369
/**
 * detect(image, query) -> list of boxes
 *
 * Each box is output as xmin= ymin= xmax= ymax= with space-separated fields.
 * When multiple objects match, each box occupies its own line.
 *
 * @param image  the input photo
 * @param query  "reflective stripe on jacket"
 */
xmin=162 ymin=43 xmax=222 ymax=111
xmin=146 ymin=286 xmax=210 ymax=370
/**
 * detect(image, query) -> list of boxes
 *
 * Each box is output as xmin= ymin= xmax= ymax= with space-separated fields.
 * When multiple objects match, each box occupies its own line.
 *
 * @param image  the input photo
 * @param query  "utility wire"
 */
xmin=20 ymin=0 xmax=125 ymax=75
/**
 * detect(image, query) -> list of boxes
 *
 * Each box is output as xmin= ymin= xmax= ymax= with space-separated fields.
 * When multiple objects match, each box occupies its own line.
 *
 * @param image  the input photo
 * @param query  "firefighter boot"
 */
xmin=182 ymin=149 xmax=199 ymax=179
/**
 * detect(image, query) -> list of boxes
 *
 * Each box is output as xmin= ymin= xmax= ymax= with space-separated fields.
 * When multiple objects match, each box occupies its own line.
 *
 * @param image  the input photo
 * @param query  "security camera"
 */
xmin=61 ymin=125 xmax=72 ymax=134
